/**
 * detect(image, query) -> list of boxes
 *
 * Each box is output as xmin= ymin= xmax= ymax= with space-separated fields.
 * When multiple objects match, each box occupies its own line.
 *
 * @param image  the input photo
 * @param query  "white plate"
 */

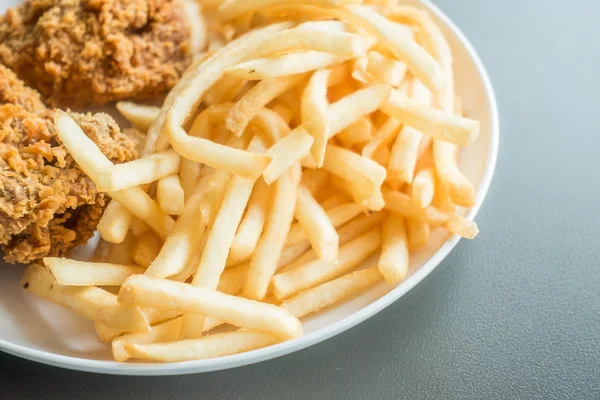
xmin=0 ymin=0 xmax=499 ymax=375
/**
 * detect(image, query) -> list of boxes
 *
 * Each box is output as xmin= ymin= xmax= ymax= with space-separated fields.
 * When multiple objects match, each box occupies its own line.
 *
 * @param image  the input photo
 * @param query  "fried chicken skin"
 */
xmin=0 ymin=0 xmax=192 ymax=106
xmin=0 ymin=64 xmax=136 ymax=264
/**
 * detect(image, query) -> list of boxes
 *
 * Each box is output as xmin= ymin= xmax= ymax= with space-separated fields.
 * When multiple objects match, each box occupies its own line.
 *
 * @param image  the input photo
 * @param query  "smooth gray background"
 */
xmin=2 ymin=0 xmax=599 ymax=398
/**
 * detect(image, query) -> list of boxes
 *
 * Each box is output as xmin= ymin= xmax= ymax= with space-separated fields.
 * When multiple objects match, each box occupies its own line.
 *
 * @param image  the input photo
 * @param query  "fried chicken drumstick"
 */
xmin=0 ymin=64 xmax=136 ymax=264
xmin=0 ymin=0 xmax=193 ymax=106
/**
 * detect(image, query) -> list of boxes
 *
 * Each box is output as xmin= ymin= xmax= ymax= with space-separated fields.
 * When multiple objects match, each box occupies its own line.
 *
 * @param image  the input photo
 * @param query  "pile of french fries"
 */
xmin=21 ymin=0 xmax=481 ymax=363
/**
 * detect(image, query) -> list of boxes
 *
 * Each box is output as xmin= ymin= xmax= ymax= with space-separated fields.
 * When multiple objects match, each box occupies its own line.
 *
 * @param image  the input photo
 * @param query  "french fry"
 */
xmin=412 ymin=167 xmax=436 ymax=208
xmin=23 ymin=265 xmax=150 ymax=333
xmin=344 ymin=5 xmax=443 ymax=92
xmin=302 ymin=69 xmax=331 ymax=166
xmin=132 ymin=232 xmax=163 ymax=268
xmin=284 ymin=266 xmax=383 ymax=318
xmin=263 ymin=127 xmax=314 ymax=184
xmin=330 ymin=175 xmax=385 ymax=211
xmin=362 ymin=115 xmax=401 ymax=158
xmin=319 ymin=193 xmax=350 ymax=209
xmin=44 ymin=258 xmax=145 ymax=286
xmin=272 ymin=227 xmax=382 ymax=300
xmin=217 ymin=263 xmax=248 ymax=295
xmin=365 ymin=51 xmax=407 ymax=87
xmin=54 ymin=111 xmax=174 ymax=239
xmin=97 ymin=201 xmax=133 ymax=244
xmin=293 ymin=186 xmax=339 ymax=262
xmin=300 ymin=169 xmax=329 ymax=197
xmin=227 ymin=74 xmax=307 ymax=136
xmin=281 ymin=211 xmax=385 ymax=272
xmin=112 ymin=317 xmax=183 ymax=362
xmin=328 ymin=85 xmax=391 ymax=138
xmin=95 ymin=322 xmax=122 ymax=343
xmin=157 ymin=175 xmax=185 ymax=216
xmin=130 ymin=218 xmax=150 ymax=237
xmin=118 ymin=275 xmax=303 ymax=339
xmin=245 ymin=163 xmax=301 ymax=300
xmin=225 ymin=51 xmax=349 ymax=80
xmin=270 ymin=103 xmax=294 ymax=125
xmin=254 ymin=27 xmax=375 ymax=58
xmin=382 ymin=188 xmax=478 ymax=239
xmin=205 ymin=75 xmax=247 ymax=106
xmin=229 ymin=179 xmax=272 ymax=262
xmin=164 ymin=23 xmax=292 ymax=179
xmin=382 ymin=89 xmax=480 ymax=146
xmin=145 ymin=169 xmax=230 ymax=278
xmin=181 ymin=140 xmax=260 ymax=338
xmin=323 ymin=144 xmax=386 ymax=198
xmin=116 ymin=102 xmax=160 ymax=131
xmin=286 ymin=202 xmax=362 ymax=246
xmin=378 ymin=214 xmax=409 ymax=283
xmin=95 ymin=150 xmax=181 ymax=192
xmin=372 ymin=145 xmax=390 ymax=166
xmin=184 ymin=0 xmax=208 ymax=53
xmin=406 ymin=218 xmax=430 ymax=250
xmin=277 ymin=240 xmax=313 ymax=270
xmin=388 ymin=78 xmax=432 ymax=183
xmin=219 ymin=0 xmax=355 ymax=21
xmin=337 ymin=117 xmax=373 ymax=146
xmin=126 ymin=330 xmax=281 ymax=362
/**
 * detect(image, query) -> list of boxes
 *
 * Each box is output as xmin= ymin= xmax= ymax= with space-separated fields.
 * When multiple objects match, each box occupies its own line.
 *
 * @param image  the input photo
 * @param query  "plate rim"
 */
xmin=0 ymin=0 xmax=499 ymax=375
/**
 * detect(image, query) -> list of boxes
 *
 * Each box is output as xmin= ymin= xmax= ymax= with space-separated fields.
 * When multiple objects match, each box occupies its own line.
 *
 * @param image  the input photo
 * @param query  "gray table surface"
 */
xmin=2 ymin=0 xmax=600 ymax=398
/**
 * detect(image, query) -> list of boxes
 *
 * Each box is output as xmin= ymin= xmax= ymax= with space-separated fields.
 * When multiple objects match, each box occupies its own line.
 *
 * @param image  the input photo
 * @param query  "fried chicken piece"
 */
xmin=0 ymin=0 xmax=192 ymax=107
xmin=0 ymin=64 xmax=136 ymax=264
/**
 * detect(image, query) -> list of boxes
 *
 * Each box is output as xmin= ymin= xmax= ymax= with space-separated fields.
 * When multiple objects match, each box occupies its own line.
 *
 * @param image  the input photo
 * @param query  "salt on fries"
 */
xmin=23 ymin=2 xmax=483 ymax=363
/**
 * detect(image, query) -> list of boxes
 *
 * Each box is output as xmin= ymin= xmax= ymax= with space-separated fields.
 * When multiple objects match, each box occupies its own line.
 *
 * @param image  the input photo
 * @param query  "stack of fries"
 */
xmin=22 ymin=0 xmax=481 ymax=363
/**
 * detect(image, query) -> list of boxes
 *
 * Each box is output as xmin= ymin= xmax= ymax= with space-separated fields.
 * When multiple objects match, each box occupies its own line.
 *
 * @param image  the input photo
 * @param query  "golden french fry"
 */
xmin=382 ymin=188 xmax=478 ymax=239
xmin=412 ymin=167 xmax=436 ymax=208
xmin=23 ymin=265 xmax=150 ymax=333
xmin=300 ymin=169 xmax=330 ymax=197
xmin=286 ymin=202 xmax=362 ymax=246
xmin=145 ymin=169 xmax=230 ymax=278
xmin=302 ymin=69 xmax=331 ymax=166
xmin=205 ymin=75 xmax=247 ymax=106
xmin=323 ymin=144 xmax=386 ymax=199
xmin=328 ymin=85 xmax=391 ymax=137
xmin=132 ymin=231 xmax=163 ymax=268
xmin=293 ymin=186 xmax=339 ymax=262
xmin=217 ymin=263 xmax=248 ymax=295
xmin=44 ymin=258 xmax=144 ymax=286
xmin=227 ymin=74 xmax=306 ymax=136
xmin=362 ymin=115 xmax=401 ymax=159
xmin=254 ymin=27 xmax=375 ymax=58
xmin=319 ymin=193 xmax=350 ymax=209
xmin=95 ymin=322 xmax=122 ymax=343
xmin=263 ymin=127 xmax=314 ymax=184
xmin=270 ymin=103 xmax=294 ymax=125
xmin=97 ymin=201 xmax=133 ymax=244
xmin=157 ymin=175 xmax=185 ymax=216
xmin=229 ymin=179 xmax=272 ymax=262
xmin=112 ymin=317 xmax=183 ymax=362
xmin=54 ymin=111 xmax=175 ymax=239
xmin=365 ymin=51 xmax=407 ymax=87
xmin=337 ymin=117 xmax=373 ymax=146
xmin=382 ymin=89 xmax=480 ymax=147
xmin=225 ymin=52 xmax=349 ymax=80
xmin=126 ymin=330 xmax=281 ymax=362
xmin=379 ymin=214 xmax=409 ymax=283
xmin=130 ymin=218 xmax=150 ymax=237
xmin=281 ymin=211 xmax=385 ymax=273
xmin=344 ymin=5 xmax=443 ymax=92
xmin=116 ymin=102 xmax=160 ymax=131
xmin=219 ymin=0 xmax=357 ymax=21
xmin=284 ymin=266 xmax=383 ymax=317
xmin=182 ymin=143 xmax=260 ymax=338
xmin=184 ymin=0 xmax=208 ymax=53
xmin=277 ymin=240 xmax=313 ymax=270
xmin=118 ymin=275 xmax=303 ymax=339
xmin=164 ymin=23 xmax=292 ymax=179
xmin=272 ymin=227 xmax=382 ymax=300
xmin=406 ymin=217 xmax=430 ymax=250
xmin=330 ymin=175 xmax=385 ymax=211
xmin=245 ymin=164 xmax=301 ymax=300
